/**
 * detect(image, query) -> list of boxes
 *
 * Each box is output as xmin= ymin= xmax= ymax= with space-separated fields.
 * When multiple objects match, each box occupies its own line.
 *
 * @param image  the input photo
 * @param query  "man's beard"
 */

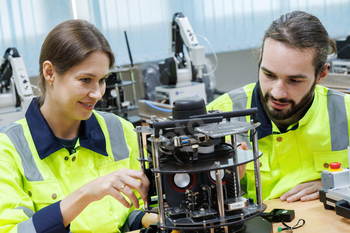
xmin=258 ymin=80 xmax=316 ymax=121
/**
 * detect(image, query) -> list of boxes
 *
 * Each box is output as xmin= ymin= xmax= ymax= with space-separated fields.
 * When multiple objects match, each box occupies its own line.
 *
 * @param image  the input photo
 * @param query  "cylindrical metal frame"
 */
xmin=215 ymin=162 xmax=229 ymax=233
xmin=215 ymin=162 xmax=225 ymax=219
xmin=231 ymin=134 xmax=241 ymax=197
xmin=252 ymin=126 xmax=263 ymax=206
xmin=136 ymin=127 xmax=149 ymax=210
xmin=151 ymin=136 xmax=165 ymax=226
xmin=135 ymin=109 xmax=265 ymax=232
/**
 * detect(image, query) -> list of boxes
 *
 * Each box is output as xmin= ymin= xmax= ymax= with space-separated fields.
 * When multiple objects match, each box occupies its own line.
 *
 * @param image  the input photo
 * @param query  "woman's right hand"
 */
xmin=81 ymin=168 xmax=150 ymax=209
xmin=60 ymin=168 xmax=149 ymax=226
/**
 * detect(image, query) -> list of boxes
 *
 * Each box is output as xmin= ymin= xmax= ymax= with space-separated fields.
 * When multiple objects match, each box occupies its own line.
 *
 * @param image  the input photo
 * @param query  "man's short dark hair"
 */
xmin=260 ymin=11 xmax=336 ymax=77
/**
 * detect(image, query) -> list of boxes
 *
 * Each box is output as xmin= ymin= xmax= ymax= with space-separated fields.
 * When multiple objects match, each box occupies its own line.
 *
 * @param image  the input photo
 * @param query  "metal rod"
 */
xmin=231 ymin=134 xmax=237 ymax=151
xmin=115 ymin=73 xmax=122 ymax=110
xmin=210 ymin=225 xmax=214 ymax=233
xmin=136 ymin=127 xmax=149 ymax=210
xmin=215 ymin=165 xmax=229 ymax=233
xmin=136 ymin=127 xmax=145 ymax=171
xmin=224 ymin=225 xmax=229 ymax=233
xmin=129 ymin=68 xmax=137 ymax=106
xmin=252 ymin=127 xmax=263 ymax=206
xmin=215 ymin=162 xmax=226 ymax=220
xmin=232 ymin=134 xmax=241 ymax=198
xmin=151 ymin=136 xmax=165 ymax=226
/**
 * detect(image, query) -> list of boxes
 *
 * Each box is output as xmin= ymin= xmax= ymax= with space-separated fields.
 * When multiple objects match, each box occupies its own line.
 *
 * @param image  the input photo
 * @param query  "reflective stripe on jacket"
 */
xmin=207 ymin=82 xmax=350 ymax=201
xmin=0 ymin=98 xmax=142 ymax=232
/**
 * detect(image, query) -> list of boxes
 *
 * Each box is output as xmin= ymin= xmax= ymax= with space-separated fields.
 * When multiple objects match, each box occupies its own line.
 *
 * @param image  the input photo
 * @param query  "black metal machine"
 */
xmin=319 ymin=150 xmax=350 ymax=219
xmin=94 ymin=65 xmax=140 ymax=125
xmin=156 ymin=12 xmax=207 ymax=105
xmin=94 ymin=31 xmax=141 ymax=126
xmin=134 ymin=97 xmax=271 ymax=233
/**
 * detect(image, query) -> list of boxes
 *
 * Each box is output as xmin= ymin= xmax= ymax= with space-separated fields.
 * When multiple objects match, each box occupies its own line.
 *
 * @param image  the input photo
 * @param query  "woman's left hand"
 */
xmin=141 ymin=213 xmax=159 ymax=228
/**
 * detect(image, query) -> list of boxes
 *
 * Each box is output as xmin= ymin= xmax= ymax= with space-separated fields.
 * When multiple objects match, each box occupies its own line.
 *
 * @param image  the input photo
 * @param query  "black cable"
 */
xmin=171 ymin=148 xmax=185 ymax=166
xmin=280 ymin=219 xmax=305 ymax=232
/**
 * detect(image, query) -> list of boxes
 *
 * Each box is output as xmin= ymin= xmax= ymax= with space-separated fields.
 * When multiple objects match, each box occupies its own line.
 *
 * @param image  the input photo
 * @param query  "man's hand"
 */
xmin=280 ymin=180 xmax=322 ymax=202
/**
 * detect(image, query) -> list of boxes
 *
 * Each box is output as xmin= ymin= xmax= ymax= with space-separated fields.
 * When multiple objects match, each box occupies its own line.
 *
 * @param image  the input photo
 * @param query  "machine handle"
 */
xmin=335 ymin=199 xmax=350 ymax=219
xmin=153 ymin=116 xmax=223 ymax=138
xmin=191 ymin=107 xmax=259 ymax=123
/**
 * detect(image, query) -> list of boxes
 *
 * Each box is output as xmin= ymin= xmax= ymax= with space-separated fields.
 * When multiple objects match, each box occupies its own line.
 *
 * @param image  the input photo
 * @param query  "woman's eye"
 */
xmin=99 ymin=78 xmax=106 ymax=83
xmin=81 ymin=78 xmax=90 ymax=83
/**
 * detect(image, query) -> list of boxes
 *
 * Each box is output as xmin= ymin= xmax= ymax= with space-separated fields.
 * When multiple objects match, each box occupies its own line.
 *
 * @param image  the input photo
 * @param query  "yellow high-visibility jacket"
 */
xmin=207 ymin=83 xmax=350 ymax=201
xmin=0 ymin=98 xmax=143 ymax=233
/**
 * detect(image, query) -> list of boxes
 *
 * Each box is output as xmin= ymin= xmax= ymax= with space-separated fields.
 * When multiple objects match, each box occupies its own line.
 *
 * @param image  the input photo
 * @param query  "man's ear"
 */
xmin=316 ymin=63 xmax=330 ymax=85
xmin=42 ymin=61 xmax=55 ymax=84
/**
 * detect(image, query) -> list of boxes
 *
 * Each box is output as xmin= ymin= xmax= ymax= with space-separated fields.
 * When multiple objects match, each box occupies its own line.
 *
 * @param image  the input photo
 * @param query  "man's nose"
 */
xmin=270 ymin=80 xmax=287 ymax=99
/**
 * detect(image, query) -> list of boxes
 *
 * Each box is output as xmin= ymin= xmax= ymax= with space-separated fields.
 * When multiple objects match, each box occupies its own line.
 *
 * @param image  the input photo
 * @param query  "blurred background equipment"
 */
xmin=138 ymin=12 xmax=219 ymax=119
xmin=95 ymin=31 xmax=142 ymax=126
xmin=0 ymin=48 xmax=34 ymax=129
xmin=336 ymin=35 xmax=350 ymax=60
xmin=95 ymin=66 xmax=140 ymax=126
xmin=321 ymin=35 xmax=350 ymax=93
xmin=2 ymin=1 xmax=349 ymax=111
xmin=330 ymin=36 xmax=350 ymax=75
xmin=156 ymin=12 xmax=207 ymax=105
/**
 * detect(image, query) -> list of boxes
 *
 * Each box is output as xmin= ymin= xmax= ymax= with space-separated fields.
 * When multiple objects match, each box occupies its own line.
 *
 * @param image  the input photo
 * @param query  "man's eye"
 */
xmin=290 ymin=79 xmax=301 ymax=83
xmin=264 ymin=72 xmax=275 ymax=78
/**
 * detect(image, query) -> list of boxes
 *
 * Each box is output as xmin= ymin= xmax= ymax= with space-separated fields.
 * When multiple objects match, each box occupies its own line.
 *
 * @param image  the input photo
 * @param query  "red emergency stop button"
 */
xmin=330 ymin=162 xmax=341 ymax=169
xmin=328 ymin=162 xmax=343 ymax=172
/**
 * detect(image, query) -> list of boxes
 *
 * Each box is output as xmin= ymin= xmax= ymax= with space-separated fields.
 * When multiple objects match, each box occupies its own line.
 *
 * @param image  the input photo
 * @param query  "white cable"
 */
xmin=71 ymin=0 xmax=78 ymax=19
xmin=31 ymin=84 xmax=41 ymax=93
xmin=195 ymin=34 xmax=219 ymax=76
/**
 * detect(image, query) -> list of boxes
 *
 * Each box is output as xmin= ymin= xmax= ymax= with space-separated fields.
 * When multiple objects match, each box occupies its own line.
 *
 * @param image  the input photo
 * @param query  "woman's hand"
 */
xmin=81 ymin=168 xmax=149 ymax=208
xmin=141 ymin=213 xmax=159 ymax=228
xmin=60 ymin=168 xmax=149 ymax=227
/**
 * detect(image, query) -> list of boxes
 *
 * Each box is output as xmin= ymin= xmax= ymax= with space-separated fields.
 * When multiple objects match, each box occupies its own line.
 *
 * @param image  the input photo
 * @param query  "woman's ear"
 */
xmin=43 ymin=61 xmax=55 ymax=85
xmin=259 ymin=49 xmax=262 ymax=64
xmin=316 ymin=63 xmax=330 ymax=85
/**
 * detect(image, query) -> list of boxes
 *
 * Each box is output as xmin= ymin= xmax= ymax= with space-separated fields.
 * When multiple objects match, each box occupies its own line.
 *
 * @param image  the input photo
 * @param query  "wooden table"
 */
xmin=265 ymin=198 xmax=350 ymax=232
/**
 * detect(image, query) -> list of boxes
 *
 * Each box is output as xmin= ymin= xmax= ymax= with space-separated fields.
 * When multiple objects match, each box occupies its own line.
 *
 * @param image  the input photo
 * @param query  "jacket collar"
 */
xmin=251 ymin=82 xmax=299 ymax=140
xmin=26 ymin=98 xmax=108 ymax=160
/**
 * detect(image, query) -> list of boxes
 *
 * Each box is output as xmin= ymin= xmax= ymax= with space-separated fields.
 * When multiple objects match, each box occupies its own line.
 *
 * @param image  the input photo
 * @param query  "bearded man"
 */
xmin=207 ymin=11 xmax=350 ymax=203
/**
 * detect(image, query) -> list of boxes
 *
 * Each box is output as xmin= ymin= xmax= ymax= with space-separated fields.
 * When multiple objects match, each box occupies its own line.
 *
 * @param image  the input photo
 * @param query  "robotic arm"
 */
xmin=0 ymin=48 xmax=34 ymax=128
xmin=159 ymin=12 xmax=206 ymax=86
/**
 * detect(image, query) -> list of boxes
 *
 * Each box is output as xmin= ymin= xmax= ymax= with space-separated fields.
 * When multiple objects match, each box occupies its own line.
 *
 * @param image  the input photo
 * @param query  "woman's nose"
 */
xmin=89 ymin=83 xmax=103 ymax=100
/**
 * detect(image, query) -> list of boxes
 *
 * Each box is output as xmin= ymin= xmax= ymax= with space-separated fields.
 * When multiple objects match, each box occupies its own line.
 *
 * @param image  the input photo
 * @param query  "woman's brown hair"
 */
xmin=38 ymin=19 xmax=115 ymax=105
